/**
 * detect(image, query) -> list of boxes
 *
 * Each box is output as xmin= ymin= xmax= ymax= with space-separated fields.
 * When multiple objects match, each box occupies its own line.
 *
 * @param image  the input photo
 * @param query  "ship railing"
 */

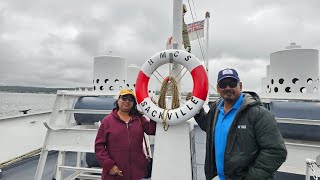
xmin=207 ymin=96 xmax=320 ymax=126
xmin=276 ymin=117 xmax=320 ymax=126
xmin=306 ymin=156 xmax=320 ymax=180
xmin=34 ymin=125 xmax=102 ymax=180
xmin=44 ymin=90 xmax=115 ymax=130
xmin=64 ymin=109 xmax=112 ymax=114
xmin=59 ymin=165 xmax=102 ymax=180
xmin=208 ymin=95 xmax=320 ymax=102
xmin=35 ymin=90 xmax=116 ymax=180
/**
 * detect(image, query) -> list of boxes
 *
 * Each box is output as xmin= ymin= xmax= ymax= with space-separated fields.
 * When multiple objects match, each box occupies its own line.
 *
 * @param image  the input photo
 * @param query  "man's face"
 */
xmin=217 ymin=77 xmax=242 ymax=103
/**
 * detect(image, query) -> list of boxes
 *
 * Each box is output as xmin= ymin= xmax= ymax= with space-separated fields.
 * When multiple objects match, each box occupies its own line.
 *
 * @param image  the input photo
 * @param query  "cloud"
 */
xmin=0 ymin=0 xmax=319 ymax=93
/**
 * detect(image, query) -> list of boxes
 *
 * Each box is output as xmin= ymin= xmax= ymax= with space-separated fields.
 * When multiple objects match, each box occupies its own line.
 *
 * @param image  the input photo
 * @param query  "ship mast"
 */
xmin=205 ymin=11 xmax=210 ymax=73
xmin=151 ymin=1 xmax=194 ymax=180
xmin=171 ymin=0 xmax=183 ymax=92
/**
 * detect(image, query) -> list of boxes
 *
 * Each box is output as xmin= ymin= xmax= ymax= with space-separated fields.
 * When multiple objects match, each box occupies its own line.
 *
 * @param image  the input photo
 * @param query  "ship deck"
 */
xmin=1 ymin=125 xmax=317 ymax=180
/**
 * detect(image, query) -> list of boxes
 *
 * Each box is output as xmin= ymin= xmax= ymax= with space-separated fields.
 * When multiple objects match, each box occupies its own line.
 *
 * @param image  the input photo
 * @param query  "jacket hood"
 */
xmin=242 ymin=91 xmax=263 ymax=107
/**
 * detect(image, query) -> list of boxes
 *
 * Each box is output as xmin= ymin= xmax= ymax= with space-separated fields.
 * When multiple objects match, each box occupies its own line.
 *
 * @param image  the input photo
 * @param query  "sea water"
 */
xmin=0 ymin=92 xmax=56 ymax=118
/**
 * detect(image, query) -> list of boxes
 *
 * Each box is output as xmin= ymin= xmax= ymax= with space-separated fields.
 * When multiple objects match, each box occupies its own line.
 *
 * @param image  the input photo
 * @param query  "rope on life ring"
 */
xmin=158 ymin=76 xmax=180 ymax=130
xmin=158 ymin=76 xmax=180 ymax=110
xmin=135 ymin=49 xmax=208 ymax=126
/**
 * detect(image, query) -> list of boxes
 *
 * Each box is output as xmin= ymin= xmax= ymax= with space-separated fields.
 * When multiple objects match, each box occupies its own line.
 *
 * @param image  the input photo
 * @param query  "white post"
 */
xmin=305 ymin=163 xmax=310 ymax=180
xmin=152 ymin=123 xmax=193 ymax=180
xmin=205 ymin=12 xmax=210 ymax=73
xmin=205 ymin=12 xmax=211 ymax=98
xmin=34 ymin=150 xmax=49 ymax=180
xmin=171 ymin=0 xmax=183 ymax=91
xmin=55 ymin=151 xmax=66 ymax=180
xmin=151 ymin=0 xmax=193 ymax=179
xmin=305 ymin=158 xmax=313 ymax=180
xmin=172 ymin=0 xmax=183 ymax=48
xmin=76 ymin=152 xmax=82 ymax=167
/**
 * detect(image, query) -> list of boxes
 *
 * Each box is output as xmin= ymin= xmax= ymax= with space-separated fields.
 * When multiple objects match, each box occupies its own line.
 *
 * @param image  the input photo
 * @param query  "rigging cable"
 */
xmin=187 ymin=0 xmax=205 ymax=62
xmin=186 ymin=1 xmax=217 ymax=94
xmin=190 ymin=0 xmax=206 ymax=50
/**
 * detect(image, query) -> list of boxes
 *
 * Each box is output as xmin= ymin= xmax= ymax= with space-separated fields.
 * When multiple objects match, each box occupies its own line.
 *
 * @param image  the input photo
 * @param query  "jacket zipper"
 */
xmin=223 ymin=101 xmax=255 ymax=177
xmin=126 ymin=122 xmax=131 ymax=145
xmin=210 ymin=102 xmax=219 ymax=177
xmin=126 ymin=121 xmax=133 ymax=180
xmin=224 ymin=104 xmax=249 ymax=155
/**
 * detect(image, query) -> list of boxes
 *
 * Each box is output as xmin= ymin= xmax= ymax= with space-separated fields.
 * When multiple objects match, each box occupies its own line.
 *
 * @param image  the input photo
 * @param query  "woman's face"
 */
xmin=118 ymin=95 xmax=135 ymax=113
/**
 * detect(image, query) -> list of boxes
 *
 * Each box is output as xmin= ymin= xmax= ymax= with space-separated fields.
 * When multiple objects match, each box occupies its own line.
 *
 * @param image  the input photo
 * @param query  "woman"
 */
xmin=95 ymin=89 xmax=156 ymax=180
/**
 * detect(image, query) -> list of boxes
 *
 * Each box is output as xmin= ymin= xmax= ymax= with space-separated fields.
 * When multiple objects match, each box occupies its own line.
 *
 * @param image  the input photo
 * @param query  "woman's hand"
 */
xmin=109 ymin=165 xmax=123 ymax=176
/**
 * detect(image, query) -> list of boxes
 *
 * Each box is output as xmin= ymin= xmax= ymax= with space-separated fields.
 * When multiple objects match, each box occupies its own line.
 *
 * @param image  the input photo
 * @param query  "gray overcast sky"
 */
xmin=1 ymin=0 xmax=320 ymax=93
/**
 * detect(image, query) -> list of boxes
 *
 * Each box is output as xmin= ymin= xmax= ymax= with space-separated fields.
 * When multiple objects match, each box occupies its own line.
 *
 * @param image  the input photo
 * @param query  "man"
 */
xmin=188 ymin=68 xmax=287 ymax=180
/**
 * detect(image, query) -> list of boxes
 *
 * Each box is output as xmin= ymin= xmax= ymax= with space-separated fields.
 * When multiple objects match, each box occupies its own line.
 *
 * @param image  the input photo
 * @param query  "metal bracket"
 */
xmin=169 ymin=53 xmax=174 ymax=63
xmin=172 ymin=42 xmax=178 ymax=49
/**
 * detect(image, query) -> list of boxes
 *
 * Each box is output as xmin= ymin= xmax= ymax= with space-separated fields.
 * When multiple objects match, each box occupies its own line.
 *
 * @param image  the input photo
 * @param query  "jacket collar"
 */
xmin=110 ymin=109 xmax=138 ymax=122
xmin=214 ymin=91 xmax=262 ymax=112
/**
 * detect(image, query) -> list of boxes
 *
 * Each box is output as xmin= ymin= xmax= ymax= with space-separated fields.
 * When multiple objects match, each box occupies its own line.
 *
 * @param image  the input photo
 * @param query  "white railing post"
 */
xmin=305 ymin=158 xmax=320 ymax=180
xmin=306 ymin=159 xmax=311 ymax=180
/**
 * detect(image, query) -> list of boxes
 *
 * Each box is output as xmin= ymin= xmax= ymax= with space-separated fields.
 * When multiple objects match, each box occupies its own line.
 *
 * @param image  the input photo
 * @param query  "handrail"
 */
xmin=305 ymin=158 xmax=320 ymax=180
xmin=57 ymin=90 xmax=117 ymax=97
xmin=285 ymin=141 xmax=320 ymax=149
xmin=59 ymin=165 xmax=102 ymax=180
xmin=59 ymin=165 xmax=102 ymax=173
xmin=64 ymin=109 xmax=112 ymax=114
xmin=0 ymin=111 xmax=52 ymax=121
xmin=277 ymin=117 xmax=320 ymax=126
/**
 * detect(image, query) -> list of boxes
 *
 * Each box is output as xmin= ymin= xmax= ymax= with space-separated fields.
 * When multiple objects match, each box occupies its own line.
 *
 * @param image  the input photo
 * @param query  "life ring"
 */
xmin=135 ymin=49 xmax=208 ymax=125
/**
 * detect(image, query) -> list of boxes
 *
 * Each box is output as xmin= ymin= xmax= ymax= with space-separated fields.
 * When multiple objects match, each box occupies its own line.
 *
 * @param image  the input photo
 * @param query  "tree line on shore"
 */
xmin=0 ymin=85 xmax=76 ymax=94
xmin=0 ymin=85 xmax=219 ymax=97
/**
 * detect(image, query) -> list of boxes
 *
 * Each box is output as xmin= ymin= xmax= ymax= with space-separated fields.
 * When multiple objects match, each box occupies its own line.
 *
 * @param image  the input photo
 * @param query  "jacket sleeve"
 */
xmin=246 ymin=106 xmax=287 ymax=180
xmin=194 ymin=101 xmax=217 ymax=131
xmin=194 ymin=107 xmax=208 ymax=131
xmin=94 ymin=117 xmax=115 ymax=173
xmin=141 ymin=116 xmax=156 ymax=135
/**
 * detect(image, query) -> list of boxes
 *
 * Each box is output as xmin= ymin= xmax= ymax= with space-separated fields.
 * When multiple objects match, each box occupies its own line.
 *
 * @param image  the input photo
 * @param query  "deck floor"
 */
xmin=1 ymin=126 xmax=315 ymax=180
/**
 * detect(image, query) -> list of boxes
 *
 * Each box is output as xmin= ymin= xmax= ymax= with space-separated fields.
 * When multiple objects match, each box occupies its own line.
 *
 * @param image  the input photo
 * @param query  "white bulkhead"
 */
xmin=93 ymin=56 xmax=127 ymax=94
xmin=262 ymin=43 xmax=319 ymax=97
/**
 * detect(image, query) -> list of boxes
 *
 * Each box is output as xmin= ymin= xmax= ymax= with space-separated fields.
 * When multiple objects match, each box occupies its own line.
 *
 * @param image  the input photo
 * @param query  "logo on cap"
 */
xmin=222 ymin=69 xmax=233 ymax=75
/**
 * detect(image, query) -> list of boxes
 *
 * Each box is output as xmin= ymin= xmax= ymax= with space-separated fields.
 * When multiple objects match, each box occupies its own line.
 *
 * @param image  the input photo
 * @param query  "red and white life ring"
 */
xmin=135 ymin=49 xmax=208 ymax=125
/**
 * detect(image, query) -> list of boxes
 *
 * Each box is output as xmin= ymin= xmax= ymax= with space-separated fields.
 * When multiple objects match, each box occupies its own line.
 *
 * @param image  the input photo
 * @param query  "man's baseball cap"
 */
xmin=217 ymin=68 xmax=240 ymax=82
xmin=118 ymin=89 xmax=136 ymax=98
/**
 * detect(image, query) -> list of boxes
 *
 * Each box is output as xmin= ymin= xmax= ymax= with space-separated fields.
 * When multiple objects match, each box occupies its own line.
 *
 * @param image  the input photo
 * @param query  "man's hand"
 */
xmin=109 ymin=165 xmax=123 ymax=176
xmin=186 ymin=92 xmax=192 ymax=101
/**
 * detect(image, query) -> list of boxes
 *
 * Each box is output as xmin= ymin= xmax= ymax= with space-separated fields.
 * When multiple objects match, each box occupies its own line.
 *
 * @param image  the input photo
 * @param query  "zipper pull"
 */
xmin=126 ymin=122 xmax=129 ymax=128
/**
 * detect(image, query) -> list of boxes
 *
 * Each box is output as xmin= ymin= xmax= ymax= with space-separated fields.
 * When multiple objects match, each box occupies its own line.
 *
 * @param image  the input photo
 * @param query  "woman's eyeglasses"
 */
xmin=218 ymin=80 xmax=238 ymax=89
xmin=121 ymin=95 xmax=134 ymax=102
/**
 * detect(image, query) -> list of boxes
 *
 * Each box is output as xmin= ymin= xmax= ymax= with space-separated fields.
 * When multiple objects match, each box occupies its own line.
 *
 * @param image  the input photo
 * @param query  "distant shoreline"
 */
xmin=0 ymin=86 xmax=220 ymax=97
xmin=0 ymin=91 xmax=56 ymax=94
xmin=0 ymin=85 xmax=77 ymax=94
